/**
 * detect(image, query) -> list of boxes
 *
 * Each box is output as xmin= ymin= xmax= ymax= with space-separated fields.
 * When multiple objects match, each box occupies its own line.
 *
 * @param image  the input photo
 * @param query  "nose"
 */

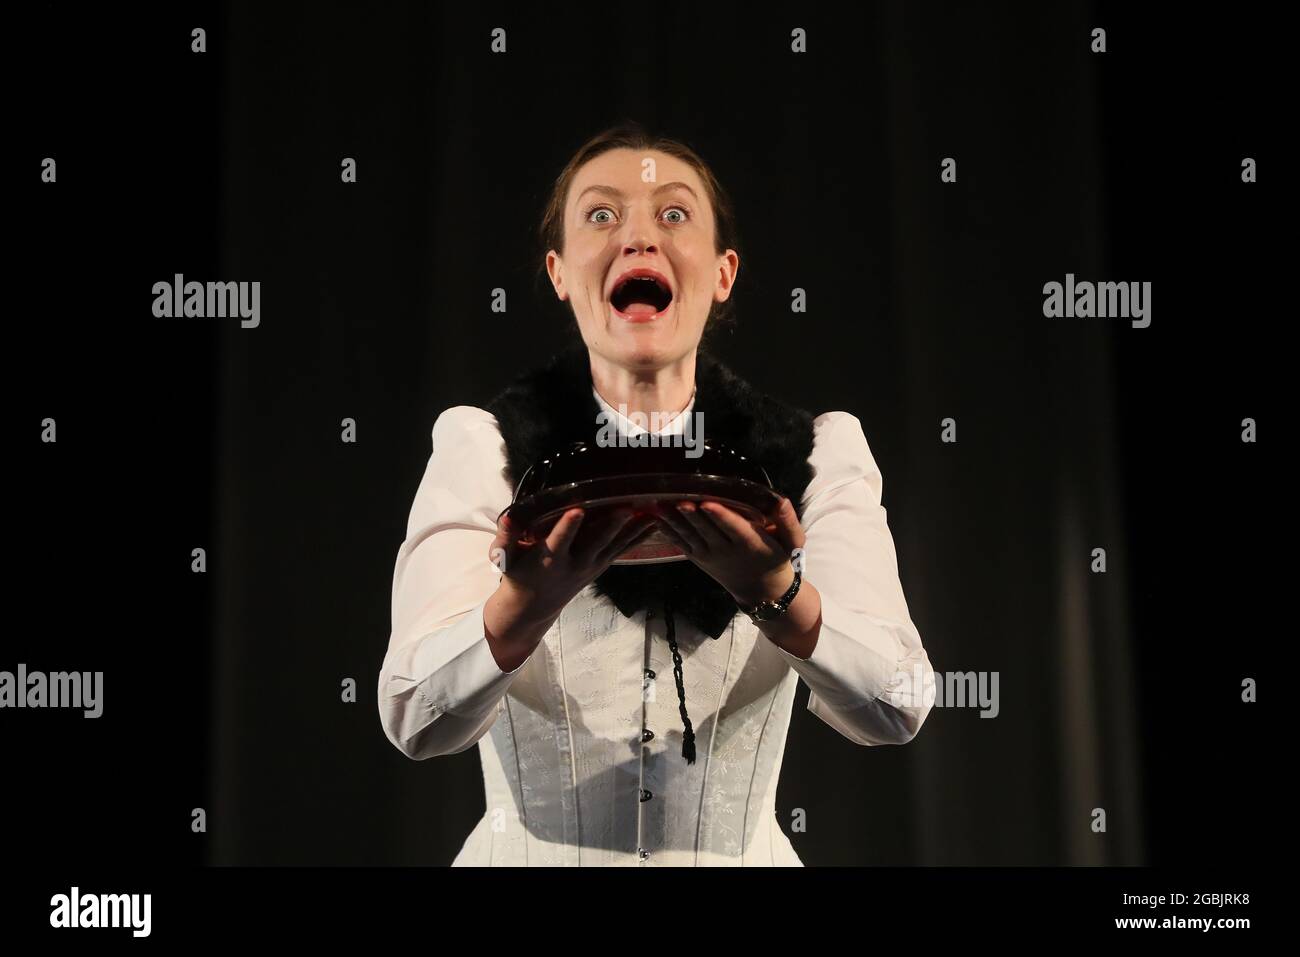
xmin=617 ymin=204 xmax=661 ymax=257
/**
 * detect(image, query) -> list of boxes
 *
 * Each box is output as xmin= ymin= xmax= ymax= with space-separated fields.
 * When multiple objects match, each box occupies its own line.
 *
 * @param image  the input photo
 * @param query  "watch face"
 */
xmin=744 ymin=567 xmax=799 ymax=623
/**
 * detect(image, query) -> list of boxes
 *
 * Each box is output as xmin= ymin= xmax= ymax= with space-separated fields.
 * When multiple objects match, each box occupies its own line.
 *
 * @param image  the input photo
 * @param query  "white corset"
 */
xmin=378 ymin=402 xmax=935 ymax=866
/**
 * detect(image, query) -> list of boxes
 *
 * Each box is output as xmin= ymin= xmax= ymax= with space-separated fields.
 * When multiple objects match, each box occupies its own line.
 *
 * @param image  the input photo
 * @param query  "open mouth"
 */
xmin=609 ymin=271 xmax=674 ymax=319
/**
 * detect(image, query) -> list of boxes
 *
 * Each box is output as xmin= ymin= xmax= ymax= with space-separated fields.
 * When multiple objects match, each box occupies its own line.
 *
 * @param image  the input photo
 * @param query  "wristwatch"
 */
xmin=738 ymin=568 xmax=802 ymax=625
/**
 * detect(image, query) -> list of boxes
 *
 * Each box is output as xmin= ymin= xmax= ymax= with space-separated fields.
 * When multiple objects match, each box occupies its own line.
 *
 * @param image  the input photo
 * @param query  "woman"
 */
xmin=377 ymin=123 xmax=936 ymax=866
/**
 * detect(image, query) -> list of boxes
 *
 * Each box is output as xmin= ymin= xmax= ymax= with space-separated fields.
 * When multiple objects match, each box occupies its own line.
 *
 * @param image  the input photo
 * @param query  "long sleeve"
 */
xmin=377 ymin=405 xmax=531 ymax=760
xmin=768 ymin=411 xmax=936 ymax=746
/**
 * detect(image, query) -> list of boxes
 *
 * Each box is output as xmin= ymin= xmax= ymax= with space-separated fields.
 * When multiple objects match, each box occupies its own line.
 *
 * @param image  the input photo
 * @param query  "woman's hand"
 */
xmin=653 ymin=497 xmax=805 ymax=608
xmin=489 ymin=506 xmax=657 ymax=622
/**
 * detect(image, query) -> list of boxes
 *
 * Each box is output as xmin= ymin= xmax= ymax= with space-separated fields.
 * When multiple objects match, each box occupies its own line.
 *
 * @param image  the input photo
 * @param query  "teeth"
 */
xmin=615 ymin=275 xmax=668 ymax=294
xmin=620 ymin=280 xmax=657 ymax=295
xmin=611 ymin=274 xmax=671 ymax=313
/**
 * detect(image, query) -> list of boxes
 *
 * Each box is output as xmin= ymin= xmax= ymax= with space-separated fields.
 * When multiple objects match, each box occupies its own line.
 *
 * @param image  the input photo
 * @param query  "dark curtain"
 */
xmin=17 ymin=2 xmax=1266 ymax=868
xmin=207 ymin=1 xmax=1276 ymax=866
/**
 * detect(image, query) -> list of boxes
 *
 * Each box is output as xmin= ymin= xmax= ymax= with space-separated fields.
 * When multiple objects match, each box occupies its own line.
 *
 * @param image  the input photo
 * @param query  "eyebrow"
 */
xmin=575 ymin=181 xmax=699 ymax=205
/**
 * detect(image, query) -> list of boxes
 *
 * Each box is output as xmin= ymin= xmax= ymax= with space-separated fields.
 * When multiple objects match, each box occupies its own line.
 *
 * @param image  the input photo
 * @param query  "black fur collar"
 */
xmin=485 ymin=337 xmax=815 ymax=639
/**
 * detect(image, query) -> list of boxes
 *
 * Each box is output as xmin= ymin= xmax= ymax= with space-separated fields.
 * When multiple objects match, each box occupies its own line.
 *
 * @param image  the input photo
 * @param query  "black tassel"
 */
xmin=663 ymin=598 xmax=696 ymax=764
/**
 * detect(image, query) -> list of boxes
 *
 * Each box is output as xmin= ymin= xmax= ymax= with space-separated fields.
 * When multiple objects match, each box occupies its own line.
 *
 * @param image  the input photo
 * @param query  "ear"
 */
xmin=713 ymin=249 xmax=740 ymax=303
xmin=546 ymin=250 xmax=569 ymax=301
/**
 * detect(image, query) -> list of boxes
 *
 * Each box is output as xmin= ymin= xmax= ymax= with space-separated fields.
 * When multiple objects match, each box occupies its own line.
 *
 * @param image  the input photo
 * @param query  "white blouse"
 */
xmin=377 ymin=388 xmax=936 ymax=866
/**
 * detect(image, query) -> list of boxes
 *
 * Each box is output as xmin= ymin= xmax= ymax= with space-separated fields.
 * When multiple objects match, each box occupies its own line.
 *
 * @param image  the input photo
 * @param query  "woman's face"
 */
xmin=547 ymin=148 xmax=739 ymax=370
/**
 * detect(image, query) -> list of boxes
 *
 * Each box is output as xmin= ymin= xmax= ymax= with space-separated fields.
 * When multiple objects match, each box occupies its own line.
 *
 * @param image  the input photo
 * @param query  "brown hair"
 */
xmin=536 ymin=120 xmax=742 ymax=337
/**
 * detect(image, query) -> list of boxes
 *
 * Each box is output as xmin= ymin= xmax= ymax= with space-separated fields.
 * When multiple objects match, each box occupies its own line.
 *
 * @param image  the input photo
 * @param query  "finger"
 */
xmin=655 ymin=503 xmax=708 ymax=552
xmin=490 ymin=512 xmax=532 ymax=569
xmin=674 ymin=501 xmax=729 ymax=548
xmin=594 ymin=515 xmax=658 ymax=566
xmin=770 ymin=496 xmax=806 ymax=549
xmin=498 ymin=510 xmax=546 ymax=549
xmin=543 ymin=508 xmax=586 ymax=555
xmin=570 ymin=507 xmax=636 ymax=563
xmin=739 ymin=507 xmax=788 ymax=553
xmin=698 ymin=501 xmax=767 ymax=549
xmin=493 ymin=510 xmax=518 ymax=545
xmin=753 ymin=524 xmax=786 ymax=554
xmin=580 ymin=510 xmax=645 ymax=566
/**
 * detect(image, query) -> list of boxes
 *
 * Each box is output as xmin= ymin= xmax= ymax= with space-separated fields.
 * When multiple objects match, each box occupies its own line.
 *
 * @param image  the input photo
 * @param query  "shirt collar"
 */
xmin=592 ymin=385 xmax=696 ymax=437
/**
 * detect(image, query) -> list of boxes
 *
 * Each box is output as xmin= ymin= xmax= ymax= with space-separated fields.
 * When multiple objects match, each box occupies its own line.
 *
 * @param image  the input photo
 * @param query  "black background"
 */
xmin=9 ymin=0 xmax=1278 ymax=893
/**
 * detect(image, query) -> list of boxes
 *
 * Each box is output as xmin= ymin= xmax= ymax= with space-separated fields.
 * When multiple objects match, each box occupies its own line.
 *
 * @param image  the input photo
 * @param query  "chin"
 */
xmin=583 ymin=311 xmax=702 ymax=368
xmin=614 ymin=341 xmax=671 ymax=367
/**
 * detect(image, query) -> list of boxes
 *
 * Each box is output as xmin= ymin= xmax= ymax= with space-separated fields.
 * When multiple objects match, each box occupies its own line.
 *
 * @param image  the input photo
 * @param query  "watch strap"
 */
xmin=740 ymin=568 xmax=802 ymax=623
